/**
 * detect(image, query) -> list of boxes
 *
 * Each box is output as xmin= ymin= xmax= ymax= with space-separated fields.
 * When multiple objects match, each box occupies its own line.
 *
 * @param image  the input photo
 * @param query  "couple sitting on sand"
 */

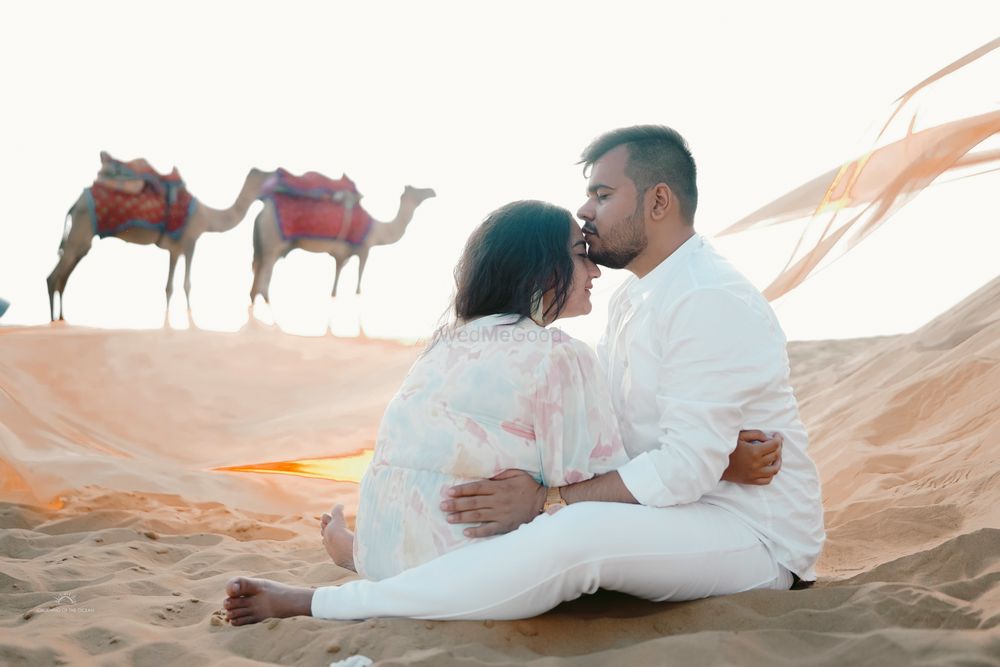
xmin=224 ymin=125 xmax=826 ymax=623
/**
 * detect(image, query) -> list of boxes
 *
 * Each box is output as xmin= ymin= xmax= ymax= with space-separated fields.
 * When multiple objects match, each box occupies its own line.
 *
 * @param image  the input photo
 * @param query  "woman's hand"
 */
xmin=441 ymin=469 xmax=546 ymax=538
xmin=722 ymin=430 xmax=783 ymax=485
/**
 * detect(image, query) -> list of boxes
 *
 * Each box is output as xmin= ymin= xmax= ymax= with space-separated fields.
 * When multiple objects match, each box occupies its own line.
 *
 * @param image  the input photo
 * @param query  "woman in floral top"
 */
xmin=354 ymin=200 xmax=628 ymax=579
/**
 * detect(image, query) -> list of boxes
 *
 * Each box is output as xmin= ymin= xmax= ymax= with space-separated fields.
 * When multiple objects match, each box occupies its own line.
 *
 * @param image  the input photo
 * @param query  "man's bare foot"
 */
xmin=223 ymin=577 xmax=314 ymax=626
xmin=321 ymin=504 xmax=357 ymax=571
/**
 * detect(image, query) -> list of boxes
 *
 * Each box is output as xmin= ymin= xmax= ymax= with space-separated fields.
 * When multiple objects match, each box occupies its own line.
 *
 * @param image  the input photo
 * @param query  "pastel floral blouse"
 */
xmin=354 ymin=313 xmax=628 ymax=580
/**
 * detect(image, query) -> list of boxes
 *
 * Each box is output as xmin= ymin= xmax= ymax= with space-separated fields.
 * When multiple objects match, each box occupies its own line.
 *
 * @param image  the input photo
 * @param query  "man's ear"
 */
xmin=649 ymin=183 xmax=673 ymax=221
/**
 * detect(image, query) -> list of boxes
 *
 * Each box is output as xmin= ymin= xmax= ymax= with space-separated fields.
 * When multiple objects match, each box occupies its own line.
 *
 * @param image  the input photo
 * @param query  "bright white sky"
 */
xmin=1 ymin=2 xmax=997 ymax=345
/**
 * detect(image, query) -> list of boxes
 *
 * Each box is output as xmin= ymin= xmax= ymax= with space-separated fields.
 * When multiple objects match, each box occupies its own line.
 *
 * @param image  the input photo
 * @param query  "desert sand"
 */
xmin=1 ymin=277 xmax=999 ymax=666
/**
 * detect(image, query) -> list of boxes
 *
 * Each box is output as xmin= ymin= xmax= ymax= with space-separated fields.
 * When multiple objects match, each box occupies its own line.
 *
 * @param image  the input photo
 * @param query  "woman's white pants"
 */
xmin=311 ymin=501 xmax=792 ymax=621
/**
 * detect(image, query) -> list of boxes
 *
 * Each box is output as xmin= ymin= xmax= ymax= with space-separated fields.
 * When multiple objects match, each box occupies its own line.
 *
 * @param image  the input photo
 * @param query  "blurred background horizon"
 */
xmin=1 ymin=1 xmax=997 ymax=346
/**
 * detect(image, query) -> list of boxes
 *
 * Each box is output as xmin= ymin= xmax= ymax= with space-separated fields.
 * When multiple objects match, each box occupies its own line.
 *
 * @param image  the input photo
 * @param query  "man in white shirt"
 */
xmin=223 ymin=126 xmax=825 ymax=622
xmin=437 ymin=126 xmax=825 ymax=584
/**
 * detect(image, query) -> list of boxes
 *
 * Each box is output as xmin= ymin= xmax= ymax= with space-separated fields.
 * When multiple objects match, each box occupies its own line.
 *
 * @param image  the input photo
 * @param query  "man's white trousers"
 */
xmin=312 ymin=501 xmax=792 ymax=621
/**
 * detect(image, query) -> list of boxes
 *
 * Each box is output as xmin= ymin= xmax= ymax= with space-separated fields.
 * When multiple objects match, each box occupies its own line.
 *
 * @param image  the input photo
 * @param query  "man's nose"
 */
xmin=577 ymin=200 xmax=593 ymax=222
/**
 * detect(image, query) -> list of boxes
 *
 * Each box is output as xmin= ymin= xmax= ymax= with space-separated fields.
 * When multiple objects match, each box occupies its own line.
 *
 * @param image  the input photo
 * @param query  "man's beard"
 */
xmin=588 ymin=203 xmax=647 ymax=270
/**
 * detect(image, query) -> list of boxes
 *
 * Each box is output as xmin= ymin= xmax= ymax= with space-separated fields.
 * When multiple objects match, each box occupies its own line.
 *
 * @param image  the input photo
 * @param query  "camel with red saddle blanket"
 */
xmin=250 ymin=170 xmax=435 ymax=306
xmin=47 ymin=152 xmax=271 ymax=322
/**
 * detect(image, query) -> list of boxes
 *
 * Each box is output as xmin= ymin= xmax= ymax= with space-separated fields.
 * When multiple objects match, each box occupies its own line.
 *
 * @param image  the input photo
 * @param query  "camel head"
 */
xmin=246 ymin=167 xmax=276 ymax=197
xmin=402 ymin=185 xmax=436 ymax=207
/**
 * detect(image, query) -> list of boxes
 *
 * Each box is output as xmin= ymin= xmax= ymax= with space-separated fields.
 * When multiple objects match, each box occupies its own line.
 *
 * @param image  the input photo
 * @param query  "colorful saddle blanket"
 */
xmin=87 ymin=153 xmax=195 ymax=239
xmin=261 ymin=169 xmax=373 ymax=245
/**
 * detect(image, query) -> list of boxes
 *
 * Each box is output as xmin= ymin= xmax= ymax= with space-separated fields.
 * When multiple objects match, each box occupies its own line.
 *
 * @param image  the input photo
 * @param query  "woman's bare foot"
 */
xmin=321 ymin=504 xmax=356 ymax=571
xmin=223 ymin=577 xmax=314 ymax=626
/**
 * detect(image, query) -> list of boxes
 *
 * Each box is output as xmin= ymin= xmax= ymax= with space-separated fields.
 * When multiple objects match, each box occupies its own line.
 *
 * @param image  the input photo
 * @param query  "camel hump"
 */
xmin=96 ymin=152 xmax=186 ymax=189
xmin=272 ymin=168 xmax=362 ymax=200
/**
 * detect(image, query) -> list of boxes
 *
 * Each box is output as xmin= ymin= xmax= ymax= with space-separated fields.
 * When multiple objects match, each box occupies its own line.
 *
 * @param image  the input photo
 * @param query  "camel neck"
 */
xmin=370 ymin=198 xmax=416 ymax=246
xmin=205 ymin=175 xmax=261 ymax=232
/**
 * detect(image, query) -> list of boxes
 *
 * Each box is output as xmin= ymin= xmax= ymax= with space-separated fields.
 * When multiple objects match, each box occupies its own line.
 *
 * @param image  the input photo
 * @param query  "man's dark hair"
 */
xmin=580 ymin=125 xmax=698 ymax=224
xmin=453 ymin=200 xmax=575 ymax=323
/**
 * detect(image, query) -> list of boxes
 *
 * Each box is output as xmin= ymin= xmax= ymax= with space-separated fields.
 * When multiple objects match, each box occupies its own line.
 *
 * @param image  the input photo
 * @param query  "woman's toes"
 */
xmin=227 ymin=606 xmax=255 ymax=621
xmin=230 ymin=611 xmax=258 ymax=626
xmin=224 ymin=596 xmax=251 ymax=610
xmin=226 ymin=577 xmax=246 ymax=597
xmin=320 ymin=513 xmax=332 ymax=531
xmin=331 ymin=505 xmax=346 ymax=525
xmin=227 ymin=576 xmax=263 ymax=598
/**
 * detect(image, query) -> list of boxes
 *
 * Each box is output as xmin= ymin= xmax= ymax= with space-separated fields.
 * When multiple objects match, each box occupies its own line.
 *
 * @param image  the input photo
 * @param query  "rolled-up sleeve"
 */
xmin=616 ymin=288 xmax=780 ymax=507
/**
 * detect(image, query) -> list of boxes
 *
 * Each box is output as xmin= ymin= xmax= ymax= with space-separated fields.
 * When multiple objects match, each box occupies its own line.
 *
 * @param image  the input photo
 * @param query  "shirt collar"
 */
xmin=626 ymin=234 xmax=704 ymax=303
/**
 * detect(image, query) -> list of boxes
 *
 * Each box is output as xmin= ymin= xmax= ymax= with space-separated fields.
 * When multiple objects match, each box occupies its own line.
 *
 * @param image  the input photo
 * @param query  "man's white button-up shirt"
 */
xmin=597 ymin=234 xmax=825 ymax=579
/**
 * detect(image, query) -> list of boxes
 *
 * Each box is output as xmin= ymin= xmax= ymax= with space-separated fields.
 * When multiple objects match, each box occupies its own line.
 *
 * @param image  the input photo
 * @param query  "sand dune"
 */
xmin=1 ymin=278 xmax=999 ymax=666
xmin=0 ymin=324 xmax=419 ymax=516
xmin=789 ymin=275 xmax=1000 ymax=581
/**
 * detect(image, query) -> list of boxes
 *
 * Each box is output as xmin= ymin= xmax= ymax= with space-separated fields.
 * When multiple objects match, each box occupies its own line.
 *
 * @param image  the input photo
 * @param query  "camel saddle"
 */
xmin=268 ymin=168 xmax=363 ymax=201
xmin=86 ymin=152 xmax=195 ymax=239
xmin=96 ymin=151 xmax=185 ymax=196
xmin=260 ymin=169 xmax=374 ymax=245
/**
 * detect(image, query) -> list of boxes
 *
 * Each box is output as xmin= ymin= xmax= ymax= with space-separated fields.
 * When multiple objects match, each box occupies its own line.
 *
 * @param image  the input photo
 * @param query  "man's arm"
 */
xmin=612 ymin=289 xmax=780 ymax=507
xmin=563 ymin=428 xmax=782 ymax=502
xmin=443 ymin=430 xmax=782 ymax=537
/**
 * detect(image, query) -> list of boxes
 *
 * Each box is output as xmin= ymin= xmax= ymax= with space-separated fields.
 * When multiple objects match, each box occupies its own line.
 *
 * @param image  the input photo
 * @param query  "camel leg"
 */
xmin=251 ymin=204 xmax=288 ymax=309
xmin=183 ymin=244 xmax=196 ymax=315
xmin=46 ymin=282 xmax=56 ymax=321
xmin=250 ymin=246 xmax=285 ymax=316
xmin=260 ymin=256 xmax=277 ymax=306
xmin=248 ymin=251 xmax=280 ymax=328
xmin=331 ymin=257 xmax=344 ymax=298
xmin=249 ymin=242 xmax=264 ymax=307
xmin=355 ymin=247 xmax=371 ymax=295
xmin=47 ymin=244 xmax=91 ymax=321
xmin=249 ymin=253 xmax=267 ymax=305
xmin=251 ymin=213 xmax=263 ymax=286
xmin=46 ymin=264 xmax=63 ymax=321
xmin=46 ymin=254 xmax=70 ymax=321
xmin=251 ymin=251 xmax=281 ymax=307
xmin=164 ymin=250 xmax=179 ymax=327
xmin=48 ymin=206 xmax=94 ymax=321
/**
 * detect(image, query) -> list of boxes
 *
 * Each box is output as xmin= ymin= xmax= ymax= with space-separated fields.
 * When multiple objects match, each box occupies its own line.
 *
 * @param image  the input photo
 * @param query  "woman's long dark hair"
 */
xmin=453 ymin=200 xmax=576 ymax=324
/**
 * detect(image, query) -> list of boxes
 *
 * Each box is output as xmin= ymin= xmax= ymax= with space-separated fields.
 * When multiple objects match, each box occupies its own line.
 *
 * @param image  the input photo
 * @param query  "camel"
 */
xmin=250 ymin=184 xmax=436 ymax=306
xmin=47 ymin=166 xmax=272 ymax=322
